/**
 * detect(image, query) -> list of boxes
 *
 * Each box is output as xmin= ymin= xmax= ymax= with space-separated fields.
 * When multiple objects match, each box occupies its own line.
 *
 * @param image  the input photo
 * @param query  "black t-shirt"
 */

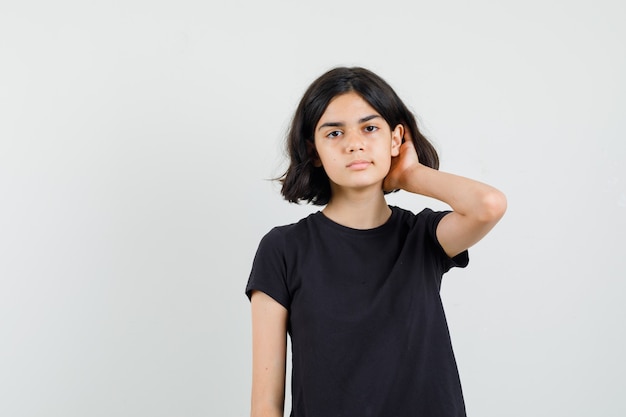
xmin=246 ymin=206 xmax=470 ymax=417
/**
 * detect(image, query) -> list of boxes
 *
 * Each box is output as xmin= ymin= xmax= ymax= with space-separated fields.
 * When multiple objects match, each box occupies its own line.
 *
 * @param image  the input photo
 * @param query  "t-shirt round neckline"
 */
xmin=314 ymin=205 xmax=399 ymax=237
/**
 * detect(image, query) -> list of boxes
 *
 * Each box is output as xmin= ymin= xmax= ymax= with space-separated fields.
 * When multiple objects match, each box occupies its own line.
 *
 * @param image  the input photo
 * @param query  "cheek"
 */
xmin=380 ymin=154 xmax=393 ymax=173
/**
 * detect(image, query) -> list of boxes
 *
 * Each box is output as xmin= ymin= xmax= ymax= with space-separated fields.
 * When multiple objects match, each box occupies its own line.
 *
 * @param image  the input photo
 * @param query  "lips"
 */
xmin=347 ymin=159 xmax=371 ymax=170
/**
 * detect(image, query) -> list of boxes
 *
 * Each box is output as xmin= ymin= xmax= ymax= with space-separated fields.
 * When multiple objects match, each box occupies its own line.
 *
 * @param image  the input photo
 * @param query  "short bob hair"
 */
xmin=280 ymin=66 xmax=439 ymax=205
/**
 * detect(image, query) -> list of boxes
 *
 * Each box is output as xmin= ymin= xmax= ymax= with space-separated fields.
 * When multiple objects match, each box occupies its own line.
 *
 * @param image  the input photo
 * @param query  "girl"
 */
xmin=245 ymin=67 xmax=506 ymax=417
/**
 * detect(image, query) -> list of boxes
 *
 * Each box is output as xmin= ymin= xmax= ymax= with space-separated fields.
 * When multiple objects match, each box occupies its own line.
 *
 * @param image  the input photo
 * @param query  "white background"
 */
xmin=1 ymin=1 xmax=624 ymax=416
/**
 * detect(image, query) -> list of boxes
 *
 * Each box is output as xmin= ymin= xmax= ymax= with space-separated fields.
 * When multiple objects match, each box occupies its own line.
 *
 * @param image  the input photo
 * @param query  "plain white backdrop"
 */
xmin=1 ymin=1 xmax=624 ymax=416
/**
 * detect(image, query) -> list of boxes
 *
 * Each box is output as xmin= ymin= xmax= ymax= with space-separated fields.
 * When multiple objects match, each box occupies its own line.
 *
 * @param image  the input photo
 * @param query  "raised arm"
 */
xmin=250 ymin=290 xmax=288 ymax=417
xmin=384 ymin=134 xmax=507 ymax=258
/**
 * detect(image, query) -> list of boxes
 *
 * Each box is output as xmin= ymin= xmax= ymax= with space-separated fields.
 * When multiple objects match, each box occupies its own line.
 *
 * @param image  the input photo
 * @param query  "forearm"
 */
xmin=250 ymin=375 xmax=285 ymax=417
xmin=401 ymin=164 xmax=506 ymax=222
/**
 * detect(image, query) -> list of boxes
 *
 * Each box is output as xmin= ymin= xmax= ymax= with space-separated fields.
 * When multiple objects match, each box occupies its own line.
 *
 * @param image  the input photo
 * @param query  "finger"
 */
xmin=401 ymin=137 xmax=416 ymax=152
xmin=400 ymin=136 xmax=420 ymax=163
xmin=402 ymin=125 xmax=414 ymax=143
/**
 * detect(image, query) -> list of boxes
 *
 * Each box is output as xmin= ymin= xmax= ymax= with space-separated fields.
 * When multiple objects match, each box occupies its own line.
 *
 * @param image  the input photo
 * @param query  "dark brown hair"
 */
xmin=280 ymin=67 xmax=439 ymax=205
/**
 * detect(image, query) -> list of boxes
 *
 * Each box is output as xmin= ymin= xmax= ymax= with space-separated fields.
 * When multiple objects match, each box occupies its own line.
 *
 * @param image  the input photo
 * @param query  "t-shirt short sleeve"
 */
xmin=420 ymin=208 xmax=469 ymax=272
xmin=245 ymin=227 xmax=291 ymax=310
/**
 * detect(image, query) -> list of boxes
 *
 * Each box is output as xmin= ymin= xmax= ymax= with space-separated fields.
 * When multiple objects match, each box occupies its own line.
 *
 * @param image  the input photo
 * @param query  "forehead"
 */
xmin=317 ymin=92 xmax=379 ymax=123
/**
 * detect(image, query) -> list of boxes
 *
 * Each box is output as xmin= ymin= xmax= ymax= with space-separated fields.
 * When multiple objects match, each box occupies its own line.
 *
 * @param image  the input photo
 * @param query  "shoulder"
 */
xmin=396 ymin=206 xmax=469 ymax=268
xmin=257 ymin=212 xmax=322 ymax=250
xmin=392 ymin=205 xmax=467 ymax=263
xmin=390 ymin=205 xmax=451 ymax=231
xmin=247 ymin=212 xmax=322 ymax=305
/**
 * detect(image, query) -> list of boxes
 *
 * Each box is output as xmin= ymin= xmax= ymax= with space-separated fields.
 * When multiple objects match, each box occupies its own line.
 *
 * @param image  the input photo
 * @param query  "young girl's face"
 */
xmin=313 ymin=92 xmax=403 ymax=196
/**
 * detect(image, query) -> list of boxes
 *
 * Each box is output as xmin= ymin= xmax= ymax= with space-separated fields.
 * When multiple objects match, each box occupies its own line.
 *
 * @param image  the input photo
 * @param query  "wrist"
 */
xmin=400 ymin=163 xmax=428 ymax=193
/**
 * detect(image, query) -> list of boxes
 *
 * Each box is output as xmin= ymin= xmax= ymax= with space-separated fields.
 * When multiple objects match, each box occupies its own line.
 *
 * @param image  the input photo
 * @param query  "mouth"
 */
xmin=347 ymin=159 xmax=372 ymax=170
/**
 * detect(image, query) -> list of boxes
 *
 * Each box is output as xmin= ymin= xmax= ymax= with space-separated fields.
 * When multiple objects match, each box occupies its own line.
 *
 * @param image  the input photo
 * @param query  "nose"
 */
xmin=345 ymin=130 xmax=365 ymax=153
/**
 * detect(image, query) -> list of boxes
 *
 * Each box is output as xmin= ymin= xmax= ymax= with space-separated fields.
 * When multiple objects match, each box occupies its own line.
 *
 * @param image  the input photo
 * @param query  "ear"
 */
xmin=390 ymin=124 xmax=404 ymax=157
xmin=306 ymin=140 xmax=322 ymax=167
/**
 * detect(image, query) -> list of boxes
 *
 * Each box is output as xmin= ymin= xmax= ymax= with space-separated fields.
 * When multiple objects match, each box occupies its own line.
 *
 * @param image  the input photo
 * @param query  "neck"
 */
xmin=322 ymin=190 xmax=391 ymax=230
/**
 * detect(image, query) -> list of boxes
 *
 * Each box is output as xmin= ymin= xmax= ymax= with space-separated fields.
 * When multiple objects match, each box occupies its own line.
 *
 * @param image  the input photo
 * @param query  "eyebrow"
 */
xmin=317 ymin=114 xmax=381 ymax=131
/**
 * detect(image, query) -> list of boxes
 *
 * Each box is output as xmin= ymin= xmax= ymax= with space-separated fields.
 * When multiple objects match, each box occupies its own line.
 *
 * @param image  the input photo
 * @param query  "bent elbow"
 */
xmin=478 ymin=189 xmax=507 ymax=224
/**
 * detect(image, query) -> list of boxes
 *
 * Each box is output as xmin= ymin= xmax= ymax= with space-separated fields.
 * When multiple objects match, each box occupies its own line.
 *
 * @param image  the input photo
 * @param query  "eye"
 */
xmin=364 ymin=125 xmax=378 ymax=133
xmin=326 ymin=130 xmax=342 ymax=139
